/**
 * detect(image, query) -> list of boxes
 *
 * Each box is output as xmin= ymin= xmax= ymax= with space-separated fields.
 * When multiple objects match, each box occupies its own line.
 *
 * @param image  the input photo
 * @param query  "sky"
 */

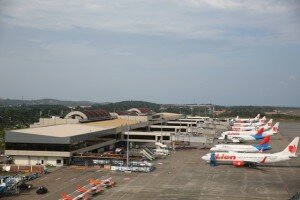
xmin=0 ymin=0 xmax=300 ymax=106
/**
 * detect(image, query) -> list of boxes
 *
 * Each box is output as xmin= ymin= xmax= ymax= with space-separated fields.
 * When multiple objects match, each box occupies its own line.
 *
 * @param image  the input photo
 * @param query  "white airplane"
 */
xmin=202 ymin=137 xmax=299 ymax=167
xmin=211 ymin=135 xmax=271 ymax=153
xmin=233 ymin=116 xmax=267 ymax=126
xmin=231 ymin=119 xmax=273 ymax=131
xmin=223 ymin=122 xmax=279 ymax=137
xmin=234 ymin=114 xmax=260 ymax=123
xmin=218 ymin=123 xmax=279 ymax=143
xmin=233 ymin=116 xmax=266 ymax=127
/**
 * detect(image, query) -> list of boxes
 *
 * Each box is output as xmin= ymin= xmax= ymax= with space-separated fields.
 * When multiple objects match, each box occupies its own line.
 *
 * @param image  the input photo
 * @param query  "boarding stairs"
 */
xmin=140 ymin=147 xmax=155 ymax=161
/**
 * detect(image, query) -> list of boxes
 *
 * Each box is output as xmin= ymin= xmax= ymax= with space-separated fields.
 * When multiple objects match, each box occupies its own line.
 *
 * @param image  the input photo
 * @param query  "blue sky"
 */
xmin=0 ymin=0 xmax=300 ymax=106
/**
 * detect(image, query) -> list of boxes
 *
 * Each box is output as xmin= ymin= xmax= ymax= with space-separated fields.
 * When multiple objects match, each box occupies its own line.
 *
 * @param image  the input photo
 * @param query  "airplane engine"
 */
xmin=232 ymin=160 xmax=245 ymax=167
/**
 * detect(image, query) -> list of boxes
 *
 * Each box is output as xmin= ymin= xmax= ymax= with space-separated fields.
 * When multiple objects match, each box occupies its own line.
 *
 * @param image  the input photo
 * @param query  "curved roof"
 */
xmin=65 ymin=109 xmax=111 ymax=122
xmin=137 ymin=107 xmax=151 ymax=114
xmin=128 ymin=107 xmax=152 ymax=115
xmin=64 ymin=111 xmax=88 ymax=119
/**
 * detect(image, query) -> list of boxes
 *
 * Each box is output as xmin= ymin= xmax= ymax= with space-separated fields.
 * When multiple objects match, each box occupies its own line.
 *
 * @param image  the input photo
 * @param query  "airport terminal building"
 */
xmin=4 ymin=108 xmax=182 ymax=166
xmin=5 ymin=124 xmax=119 ymax=166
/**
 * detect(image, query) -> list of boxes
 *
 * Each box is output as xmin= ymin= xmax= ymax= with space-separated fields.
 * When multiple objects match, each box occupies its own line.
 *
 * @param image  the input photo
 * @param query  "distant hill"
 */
xmin=92 ymin=100 xmax=162 ymax=112
xmin=0 ymin=98 xmax=97 ymax=107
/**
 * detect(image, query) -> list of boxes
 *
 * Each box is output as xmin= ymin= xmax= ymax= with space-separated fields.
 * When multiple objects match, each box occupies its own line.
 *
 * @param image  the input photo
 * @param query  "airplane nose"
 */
xmin=201 ymin=156 xmax=206 ymax=160
xmin=218 ymin=136 xmax=224 ymax=140
xmin=210 ymin=147 xmax=216 ymax=151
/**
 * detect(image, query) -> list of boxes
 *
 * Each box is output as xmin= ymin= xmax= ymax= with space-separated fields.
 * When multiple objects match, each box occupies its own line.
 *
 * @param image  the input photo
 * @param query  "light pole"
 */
xmin=179 ymin=108 xmax=182 ymax=134
xmin=160 ymin=115 xmax=162 ymax=143
xmin=126 ymin=125 xmax=129 ymax=166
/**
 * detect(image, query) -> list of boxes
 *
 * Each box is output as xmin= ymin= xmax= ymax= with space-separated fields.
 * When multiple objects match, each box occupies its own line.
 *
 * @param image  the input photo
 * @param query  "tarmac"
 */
xmin=3 ymin=122 xmax=300 ymax=200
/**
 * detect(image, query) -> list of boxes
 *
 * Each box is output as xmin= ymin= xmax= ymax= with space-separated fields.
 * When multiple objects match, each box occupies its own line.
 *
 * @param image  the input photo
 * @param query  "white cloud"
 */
xmin=0 ymin=0 xmax=299 ymax=45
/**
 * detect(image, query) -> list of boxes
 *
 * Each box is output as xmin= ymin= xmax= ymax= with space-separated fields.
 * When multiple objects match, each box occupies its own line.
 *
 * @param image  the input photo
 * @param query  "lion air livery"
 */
xmin=218 ymin=123 xmax=279 ymax=143
xmin=221 ymin=122 xmax=279 ymax=137
xmin=211 ymin=135 xmax=271 ymax=153
xmin=234 ymin=114 xmax=260 ymax=123
xmin=232 ymin=119 xmax=273 ymax=132
xmin=233 ymin=116 xmax=266 ymax=127
xmin=202 ymin=137 xmax=299 ymax=167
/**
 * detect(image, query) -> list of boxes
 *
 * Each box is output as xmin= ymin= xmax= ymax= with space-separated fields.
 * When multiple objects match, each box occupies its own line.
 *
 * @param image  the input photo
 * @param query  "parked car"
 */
xmin=19 ymin=182 xmax=33 ymax=191
xmin=36 ymin=186 xmax=48 ymax=194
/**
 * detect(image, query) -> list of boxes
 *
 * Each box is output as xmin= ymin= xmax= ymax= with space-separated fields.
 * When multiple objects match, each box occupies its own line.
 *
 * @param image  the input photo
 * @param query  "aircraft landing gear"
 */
xmin=247 ymin=163 xmax=256 ymax=168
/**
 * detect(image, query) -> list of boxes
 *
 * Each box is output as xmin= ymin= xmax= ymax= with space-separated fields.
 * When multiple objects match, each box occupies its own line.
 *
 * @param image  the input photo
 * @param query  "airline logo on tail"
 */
xmin=289 ymin=145 xmax=297 ymax=153
xmin=269 ymin=122 xmax=279 ymax=134
xmin=264 ymin=119 xmax=273 ymax=129
xmin=282 ymin=137 xmax=299 ymax=157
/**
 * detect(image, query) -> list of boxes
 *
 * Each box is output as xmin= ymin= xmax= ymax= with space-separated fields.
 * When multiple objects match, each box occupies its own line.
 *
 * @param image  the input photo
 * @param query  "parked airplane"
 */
xmin=231 ymin=119 xmax=273 ymax=131
xmin=234 ymin=114 xmax=260 ymax=123
xmin=218 ymin=123 xmax=279 ymax=143
xmin=202 ymin=137 xmax=299 ymax=167
xmin=211 ymin=135 xmax=271 ymax=152
xmin=222 ymin=122 xmax=279 ymax=137
xmin=233 ymin=116 xmax=266 ymax=127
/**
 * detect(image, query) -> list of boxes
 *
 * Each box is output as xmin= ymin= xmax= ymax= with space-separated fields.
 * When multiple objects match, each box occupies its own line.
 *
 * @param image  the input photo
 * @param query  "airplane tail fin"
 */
xmin=263 ymin=119 xmax=273 ymax=130
xmin=280 ymin=137 xmax=299 ymax=157
xmin=259 ymin=135 xmax=270 ymax=145
xmin=270 ymin=122 xmax=279 ymax=134
xmin=255 ymin=114 xmax=260 ymax=120
xmin=266 ymin=119 xmax=273 ymax=126
xmin=260 ymin=116 xmax=266 ymax=123
xmin=256 ymin=127 xmax=264 ymax=135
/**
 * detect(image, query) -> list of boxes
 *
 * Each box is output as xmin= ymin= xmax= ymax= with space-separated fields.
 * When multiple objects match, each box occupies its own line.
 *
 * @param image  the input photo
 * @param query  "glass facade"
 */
xmin=129 ymin=135 xmax=156 ymax=140
xmin=5 ymin=133 xmax=120 ymax=152
xmin=6 ymin=143 xmax=71 ymax=151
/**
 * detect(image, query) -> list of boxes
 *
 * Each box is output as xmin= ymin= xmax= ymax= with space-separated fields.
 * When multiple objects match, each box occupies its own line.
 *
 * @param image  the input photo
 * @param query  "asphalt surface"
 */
xmin=3 ymin=122 xmax=300 ymax=200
